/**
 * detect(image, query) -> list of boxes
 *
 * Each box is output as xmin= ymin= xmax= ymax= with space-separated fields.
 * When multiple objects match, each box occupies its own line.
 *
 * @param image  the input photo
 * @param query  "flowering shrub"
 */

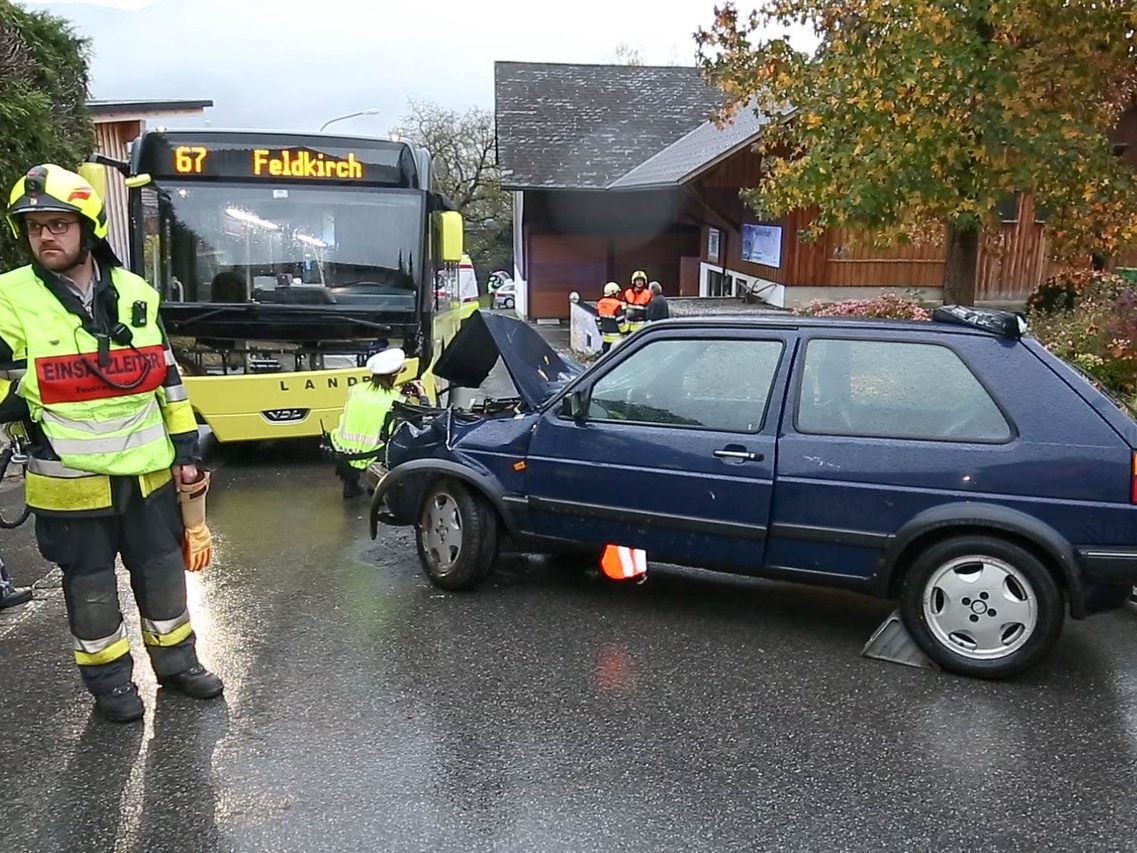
xmin=1029 ymin=275 xmax=1137 ymax=395
xmin=794 ymin=292 xmax=932 ymax=321
xmin=1025 ymin=269 xmax=1128 ymax=315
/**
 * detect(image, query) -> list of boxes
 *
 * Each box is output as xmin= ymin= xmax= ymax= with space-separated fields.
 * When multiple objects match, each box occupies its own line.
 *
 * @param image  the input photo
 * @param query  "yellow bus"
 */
xmin=85 ymin=129 xmax=475 ymax=442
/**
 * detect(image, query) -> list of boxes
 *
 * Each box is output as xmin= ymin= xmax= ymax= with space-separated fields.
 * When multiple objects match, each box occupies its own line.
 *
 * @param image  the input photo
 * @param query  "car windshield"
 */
xmin=146 ymin=183 xmax=425 ymax=310
xmin=589 ymin=341 xmax=686 ymax=394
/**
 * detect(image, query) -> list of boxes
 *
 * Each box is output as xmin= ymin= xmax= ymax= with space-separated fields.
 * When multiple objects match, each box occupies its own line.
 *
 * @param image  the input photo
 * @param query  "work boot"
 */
xmin=95 ymin=682 xmax=145 ymax=723
xmin=159 ymin=664 xmax=224 ymax=700
xmin=0 ymin=586 xmax=31 ymax=609
xmin=342 ymin=476 xmax=364 ymax=499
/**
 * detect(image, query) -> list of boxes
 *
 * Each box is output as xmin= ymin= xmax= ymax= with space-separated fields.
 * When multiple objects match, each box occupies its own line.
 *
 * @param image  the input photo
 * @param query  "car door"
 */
xmin=766 ymin=331 xmax=1018 ymax=584
xmin=524 ymin=328 xmax=794 ymax=570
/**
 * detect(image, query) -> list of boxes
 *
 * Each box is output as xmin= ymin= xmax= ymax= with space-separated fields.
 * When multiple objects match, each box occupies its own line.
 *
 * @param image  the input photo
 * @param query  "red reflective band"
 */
xmin=67 ymin=188 xmax=92 ymax=202
xmin=35 ymin=344 xmax=168 ymax=404
xmin=1131 ymin=452 xmax=1137 ymax=504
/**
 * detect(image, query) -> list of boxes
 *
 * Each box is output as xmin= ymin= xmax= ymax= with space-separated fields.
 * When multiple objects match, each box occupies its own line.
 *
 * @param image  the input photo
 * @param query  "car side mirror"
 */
xmin=561 ymin=390 xmax=588 ymax=421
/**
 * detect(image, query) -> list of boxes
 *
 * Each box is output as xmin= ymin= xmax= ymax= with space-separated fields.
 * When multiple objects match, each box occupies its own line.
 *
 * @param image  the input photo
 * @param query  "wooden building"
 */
xmin=497 ymin=62 xmax=1135 ymax=321
xmin=90 ymin=99 xmax=213 ymax=261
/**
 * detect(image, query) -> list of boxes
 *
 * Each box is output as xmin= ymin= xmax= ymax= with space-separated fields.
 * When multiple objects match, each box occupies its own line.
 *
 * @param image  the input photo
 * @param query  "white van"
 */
xmin=434 ymin=253 xmax=481 ymax=305
xmin=457 ymin=254 xmax=479 ymax=304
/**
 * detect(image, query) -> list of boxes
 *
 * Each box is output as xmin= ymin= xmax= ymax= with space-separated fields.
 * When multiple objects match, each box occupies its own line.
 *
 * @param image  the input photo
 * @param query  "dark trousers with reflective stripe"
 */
xmin=34 ymin=480 xmax=199 ymax=695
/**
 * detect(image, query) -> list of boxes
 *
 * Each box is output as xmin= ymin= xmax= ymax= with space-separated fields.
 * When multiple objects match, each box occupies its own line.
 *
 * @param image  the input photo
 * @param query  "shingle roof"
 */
xmin=495 ymin=62 xmax=721 ymax=190
xmin=607 ymin=103 xmax=771 ymax=189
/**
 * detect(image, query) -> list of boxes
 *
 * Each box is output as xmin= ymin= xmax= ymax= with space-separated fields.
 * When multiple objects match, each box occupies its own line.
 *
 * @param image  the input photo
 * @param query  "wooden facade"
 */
xmin=93 ymin=119 xmax=142 ymax=263
xmin=89 ymin=100 xmax=213 ymax=265
xmin=689 ymin=148 xmax=1059 ymax=302
xmin=1108 ymin=104 xmax=1137 ymax=269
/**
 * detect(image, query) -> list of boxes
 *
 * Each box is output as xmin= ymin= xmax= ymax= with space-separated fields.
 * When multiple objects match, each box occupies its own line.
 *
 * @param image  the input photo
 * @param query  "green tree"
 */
xmin=697 ymin=0 xmax=1137 ymax=304
xmin=0 ymin=1 xmax=94 ymax=271
xmin=391 ymin=100 xmax=512 ymax=278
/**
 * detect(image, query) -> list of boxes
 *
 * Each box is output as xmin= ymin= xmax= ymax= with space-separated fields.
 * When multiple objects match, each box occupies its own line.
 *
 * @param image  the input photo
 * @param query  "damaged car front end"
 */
xmin=369 ymin=311 xmax=584 ymax=581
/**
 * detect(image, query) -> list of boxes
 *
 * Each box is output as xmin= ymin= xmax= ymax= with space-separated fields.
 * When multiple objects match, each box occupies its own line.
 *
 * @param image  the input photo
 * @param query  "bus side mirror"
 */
xmin=77 ymin=163 xmax=109 ymax=200
xmin=439 ymin=211 xmax=464 ymax=263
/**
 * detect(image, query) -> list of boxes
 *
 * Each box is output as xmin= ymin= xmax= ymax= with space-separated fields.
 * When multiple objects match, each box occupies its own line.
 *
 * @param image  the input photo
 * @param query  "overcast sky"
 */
xmin=23 ymin=0 xmax=815 ymax=133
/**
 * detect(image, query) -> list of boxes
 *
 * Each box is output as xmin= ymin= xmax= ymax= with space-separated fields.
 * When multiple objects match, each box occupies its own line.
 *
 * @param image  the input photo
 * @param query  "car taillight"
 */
xmin=1131 ymin=452 xmax=1137 ymax=504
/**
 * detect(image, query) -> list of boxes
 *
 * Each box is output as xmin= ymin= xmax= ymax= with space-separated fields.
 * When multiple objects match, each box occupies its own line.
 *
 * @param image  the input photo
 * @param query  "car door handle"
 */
xmin=713 ymin=449 xmax=765 ymax=462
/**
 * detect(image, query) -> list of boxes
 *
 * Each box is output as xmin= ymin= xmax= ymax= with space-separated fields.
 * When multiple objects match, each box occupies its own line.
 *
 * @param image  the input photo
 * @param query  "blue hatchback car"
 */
xmin=372 ymin=309 xmax=1137 ymax=678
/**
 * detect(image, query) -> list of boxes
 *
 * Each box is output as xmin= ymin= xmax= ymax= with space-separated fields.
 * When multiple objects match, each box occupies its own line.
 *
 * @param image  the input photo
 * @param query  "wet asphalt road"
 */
xmin=4 ymin=350 xmax=1137 ymax=850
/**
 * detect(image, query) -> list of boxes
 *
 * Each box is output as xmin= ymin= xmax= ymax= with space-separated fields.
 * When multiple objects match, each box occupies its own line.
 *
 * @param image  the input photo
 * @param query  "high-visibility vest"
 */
xmin=623 ymin=288 xmax=652 ymax=332
xmin=623 ymin=288 xmax=652 ymax=307
xmin=331 ymin=384 xmax=403 ymax=470
xmin=0 ymin=265 xmax=194 ymax=514
xmin=596 ymin=297 xmax=628 ymax=342
xmin=597 ymin=297 xmax=624 ymax=318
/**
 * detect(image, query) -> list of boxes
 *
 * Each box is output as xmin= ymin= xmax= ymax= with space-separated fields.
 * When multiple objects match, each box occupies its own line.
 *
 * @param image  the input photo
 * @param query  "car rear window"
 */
xmin=796 ymin=339 xmax=1012 ymax=442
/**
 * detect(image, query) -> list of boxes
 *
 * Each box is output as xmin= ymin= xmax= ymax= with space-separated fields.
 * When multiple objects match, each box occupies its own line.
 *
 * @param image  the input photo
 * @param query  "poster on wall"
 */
xmin=741 ymin=223 xmax=783 ymax=268
xmin=707 ymin=227 xmax=720 ymax=261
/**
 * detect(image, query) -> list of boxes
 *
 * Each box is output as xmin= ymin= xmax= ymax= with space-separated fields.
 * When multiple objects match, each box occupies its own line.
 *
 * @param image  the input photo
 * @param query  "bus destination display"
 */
xmin=139 ymin=134 xmax=418 ymax=187
xmin=174 ymin=146 xmax=364 ymax=180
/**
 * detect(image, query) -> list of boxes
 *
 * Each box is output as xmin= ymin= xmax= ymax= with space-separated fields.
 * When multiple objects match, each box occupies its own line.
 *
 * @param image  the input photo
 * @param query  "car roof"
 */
xmin=645 ymin=314 xmax=1005 ymax=338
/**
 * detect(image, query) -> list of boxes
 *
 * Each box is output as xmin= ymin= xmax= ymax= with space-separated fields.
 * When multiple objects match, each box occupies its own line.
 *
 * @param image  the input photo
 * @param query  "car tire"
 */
xmin=899 ymin=535 xmax=1064 ymax=679
xmin=415 ymin=478 xmax=498 ymax=591
xmin=504 ymin=297 xmax=514 ymax=309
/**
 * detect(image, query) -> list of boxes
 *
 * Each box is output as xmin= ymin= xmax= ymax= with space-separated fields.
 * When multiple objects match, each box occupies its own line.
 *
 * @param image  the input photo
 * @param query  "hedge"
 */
xmin=0 ymin=1 xmax=93 ymax=270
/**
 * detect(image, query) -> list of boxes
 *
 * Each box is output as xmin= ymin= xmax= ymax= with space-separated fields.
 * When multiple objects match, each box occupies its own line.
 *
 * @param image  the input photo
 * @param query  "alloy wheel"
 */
xmin=922 ymin=554 xmax=1038 ymax=660
xmin=421 ymin=491 xmax=463 ymax=574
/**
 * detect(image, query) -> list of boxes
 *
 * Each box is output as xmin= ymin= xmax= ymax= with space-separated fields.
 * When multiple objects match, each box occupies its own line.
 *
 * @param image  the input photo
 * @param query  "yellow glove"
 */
xmin=182 ymin=522 xmax=213 ymax=573
xmin=177 ymin=471 xmax=213 ymax=572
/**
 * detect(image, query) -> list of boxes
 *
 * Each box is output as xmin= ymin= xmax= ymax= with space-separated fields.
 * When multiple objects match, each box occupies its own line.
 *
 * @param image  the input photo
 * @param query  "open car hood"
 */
xmin=432 ymin=311 xmax=584 ymax=409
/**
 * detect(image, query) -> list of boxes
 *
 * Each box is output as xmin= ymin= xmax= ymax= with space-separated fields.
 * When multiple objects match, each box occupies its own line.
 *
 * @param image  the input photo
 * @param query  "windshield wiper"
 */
xmin=163 ymin=302 xmax=399 ymax=336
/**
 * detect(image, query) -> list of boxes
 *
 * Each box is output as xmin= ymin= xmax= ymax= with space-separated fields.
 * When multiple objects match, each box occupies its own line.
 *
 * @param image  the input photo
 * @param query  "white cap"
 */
xmin=366 ymin=347 xmax=406 ymax=375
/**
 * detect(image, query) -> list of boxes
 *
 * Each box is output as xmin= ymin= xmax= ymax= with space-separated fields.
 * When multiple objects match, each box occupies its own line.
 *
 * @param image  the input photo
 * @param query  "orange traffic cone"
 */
xmin=599 ymin=544 xmax=647 ymax=581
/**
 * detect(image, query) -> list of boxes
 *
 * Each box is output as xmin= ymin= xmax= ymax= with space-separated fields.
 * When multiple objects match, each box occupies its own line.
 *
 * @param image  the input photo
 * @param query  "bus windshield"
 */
xmin=151 ymin=182 xmax=425 ymax=311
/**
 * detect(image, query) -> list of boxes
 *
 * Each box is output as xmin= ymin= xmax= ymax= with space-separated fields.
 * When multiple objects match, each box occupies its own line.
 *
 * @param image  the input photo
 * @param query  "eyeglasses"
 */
xmin=26 ymin=219 xmax=78 ymax=237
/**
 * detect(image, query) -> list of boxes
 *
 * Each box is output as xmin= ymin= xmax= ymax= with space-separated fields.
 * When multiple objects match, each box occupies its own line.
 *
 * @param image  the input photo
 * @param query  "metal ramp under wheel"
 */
xmin=862 ymin=609 xmax=938 ymax=670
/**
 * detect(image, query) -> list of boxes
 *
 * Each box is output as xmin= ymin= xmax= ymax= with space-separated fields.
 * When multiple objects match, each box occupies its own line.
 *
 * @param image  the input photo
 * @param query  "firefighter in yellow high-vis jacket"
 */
xmin=0 ymin=164 xmax=222 ymax=723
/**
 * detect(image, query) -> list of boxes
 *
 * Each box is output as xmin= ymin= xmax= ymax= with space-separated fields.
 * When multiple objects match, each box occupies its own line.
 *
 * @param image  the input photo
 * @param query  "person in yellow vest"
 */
xmin=595 ymin=282 xmax=628 ymax=354
xmin=0 ymin=164 xmax=222 ymax=723
xmin=331 ymin=347 xmax=423 ymax=499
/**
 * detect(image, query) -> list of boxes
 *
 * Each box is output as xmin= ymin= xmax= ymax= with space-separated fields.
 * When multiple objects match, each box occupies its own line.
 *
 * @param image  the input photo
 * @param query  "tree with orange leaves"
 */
xmin=696 ymin=1 xmax=1137 ymax=304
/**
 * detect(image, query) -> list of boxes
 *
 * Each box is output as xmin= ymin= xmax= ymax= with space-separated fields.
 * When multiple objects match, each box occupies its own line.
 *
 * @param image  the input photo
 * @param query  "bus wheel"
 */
xmin=415 ymin=478 xmax=498 ymax=590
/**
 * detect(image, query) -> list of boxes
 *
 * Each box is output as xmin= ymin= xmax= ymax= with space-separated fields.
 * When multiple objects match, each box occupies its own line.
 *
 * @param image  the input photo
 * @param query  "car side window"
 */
xmin=796 ymin=338 xmax=1011 ymax=441
xmin=587 ymin=339 xmax=784 ymax=432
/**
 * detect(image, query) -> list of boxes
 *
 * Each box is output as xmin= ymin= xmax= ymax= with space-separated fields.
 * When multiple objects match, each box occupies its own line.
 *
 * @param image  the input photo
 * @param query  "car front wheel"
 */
xmin=900 ymin=535 xmax=1064 ymax=678
xmin=415 ymin=478 xmax=498 ymax=591
xmin=504 ymin=297 xmax=515 ymax=308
